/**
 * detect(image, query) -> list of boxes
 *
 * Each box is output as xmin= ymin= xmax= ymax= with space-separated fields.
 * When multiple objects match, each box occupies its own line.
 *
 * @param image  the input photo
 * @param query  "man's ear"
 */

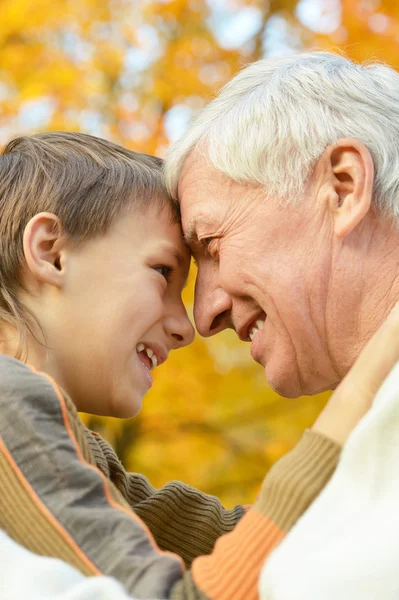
xmin=322 ymin=138 xmax=374 ymax=238
xmin=23 ymin=213 xmax=67 ymax=288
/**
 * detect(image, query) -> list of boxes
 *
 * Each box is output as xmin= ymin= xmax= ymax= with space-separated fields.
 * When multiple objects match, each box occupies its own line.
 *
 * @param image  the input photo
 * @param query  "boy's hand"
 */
xmin=313 ymin=301 xmax=399 ymax=446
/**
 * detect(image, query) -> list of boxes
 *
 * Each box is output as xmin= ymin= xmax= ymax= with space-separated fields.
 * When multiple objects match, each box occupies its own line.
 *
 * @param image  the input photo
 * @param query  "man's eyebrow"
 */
xmin=183 ymin=221 xmax=198 ymax=247
xmin=183 ymin=216 xmax=213 ymax=247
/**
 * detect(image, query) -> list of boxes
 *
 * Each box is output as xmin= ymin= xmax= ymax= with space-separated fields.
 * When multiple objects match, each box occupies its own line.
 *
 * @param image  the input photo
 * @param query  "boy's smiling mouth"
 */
xmin=136 ymin=342 xmax=168 ymax=371
xmin=136 ymin=343 xmax=158 ymax=369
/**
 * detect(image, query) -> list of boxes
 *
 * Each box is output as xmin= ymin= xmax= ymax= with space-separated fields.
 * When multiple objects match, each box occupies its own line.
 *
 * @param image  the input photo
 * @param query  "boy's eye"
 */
xmin=154 ymin=265 xmax=173 ymax=280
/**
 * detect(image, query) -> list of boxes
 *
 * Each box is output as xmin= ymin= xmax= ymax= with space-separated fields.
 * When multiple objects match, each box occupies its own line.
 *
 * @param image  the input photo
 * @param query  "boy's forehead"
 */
xmin=126 ymin=193 xmax=180 ymax=224
xmin=134 ymin=208 xmax=191 ymax=265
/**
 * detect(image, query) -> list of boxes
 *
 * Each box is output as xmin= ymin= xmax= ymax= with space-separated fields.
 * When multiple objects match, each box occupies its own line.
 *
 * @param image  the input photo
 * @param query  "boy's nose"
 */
xmin=165 ymin=310 xmax=195 ymax=349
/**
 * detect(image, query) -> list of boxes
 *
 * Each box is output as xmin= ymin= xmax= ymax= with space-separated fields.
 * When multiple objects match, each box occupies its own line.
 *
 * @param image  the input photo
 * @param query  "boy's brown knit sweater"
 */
xmin=0 ymin=355 xmax=340 ymax=599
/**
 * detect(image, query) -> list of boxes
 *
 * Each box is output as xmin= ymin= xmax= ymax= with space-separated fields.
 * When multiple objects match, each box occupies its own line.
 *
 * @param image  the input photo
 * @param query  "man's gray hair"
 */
xmin=165 ymin=51 xmax=399 ymax=217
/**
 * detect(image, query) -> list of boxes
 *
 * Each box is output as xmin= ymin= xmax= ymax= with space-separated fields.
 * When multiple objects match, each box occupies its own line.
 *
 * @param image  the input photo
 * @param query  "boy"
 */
xmin=0 ymin=132 xmax=340 ymax=599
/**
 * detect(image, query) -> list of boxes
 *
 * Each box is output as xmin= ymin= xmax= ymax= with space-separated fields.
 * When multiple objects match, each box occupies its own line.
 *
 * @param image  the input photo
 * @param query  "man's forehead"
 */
xmin=177 ymin=154 xmax=204 ymax=204
xmin=177 ymin=152 xmax=228 ymax=204
xmin=178 ymin=159 xmax=228 ymax=218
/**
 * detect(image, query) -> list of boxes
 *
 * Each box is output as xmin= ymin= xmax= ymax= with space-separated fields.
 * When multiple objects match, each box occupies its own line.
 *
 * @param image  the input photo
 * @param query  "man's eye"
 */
xmin=202 ymin=237 xmax=213 ymax=248
xmin=154 ymin=265 xmax=173 ymax=280
xmin=201 ymin=237 xmax=218 ymax=260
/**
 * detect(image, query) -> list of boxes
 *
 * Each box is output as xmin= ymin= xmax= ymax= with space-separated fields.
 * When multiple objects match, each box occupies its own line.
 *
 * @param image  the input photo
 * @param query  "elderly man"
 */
xmin=165 ymin=51 xmax=399 ymax=597
xmin=166 ymin=51 xmax=398 ymax=399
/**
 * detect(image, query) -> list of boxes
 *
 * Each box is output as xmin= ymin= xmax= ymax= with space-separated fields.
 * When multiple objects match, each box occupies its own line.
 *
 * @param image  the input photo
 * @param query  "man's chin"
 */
xmin=265 ymin=363 xmax=335 ymax=398
xmin=264 ymin=361 xmax=303 ymax=398
xmin=267 ymin=376 xmax=303 ymax=399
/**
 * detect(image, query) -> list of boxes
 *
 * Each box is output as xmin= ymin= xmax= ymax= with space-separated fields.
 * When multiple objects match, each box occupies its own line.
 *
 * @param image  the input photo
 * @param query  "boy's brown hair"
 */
xmin=0 ymin=131 xmax=177 ymax=358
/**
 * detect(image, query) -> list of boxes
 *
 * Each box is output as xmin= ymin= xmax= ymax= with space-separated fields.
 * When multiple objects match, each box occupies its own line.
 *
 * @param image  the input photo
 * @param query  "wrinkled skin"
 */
xmin=178 ymin=141 xmax=399 ymax=398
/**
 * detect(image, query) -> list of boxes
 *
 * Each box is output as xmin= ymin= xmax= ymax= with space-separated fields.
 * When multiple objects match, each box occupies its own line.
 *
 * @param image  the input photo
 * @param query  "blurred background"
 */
xmin=1 ymin=0 xmax=397 ymax=506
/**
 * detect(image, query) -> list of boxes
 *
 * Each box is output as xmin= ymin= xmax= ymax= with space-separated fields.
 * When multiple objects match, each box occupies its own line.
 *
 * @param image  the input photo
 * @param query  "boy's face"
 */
xmin=37 ymin=205 xmax=195 ymax=417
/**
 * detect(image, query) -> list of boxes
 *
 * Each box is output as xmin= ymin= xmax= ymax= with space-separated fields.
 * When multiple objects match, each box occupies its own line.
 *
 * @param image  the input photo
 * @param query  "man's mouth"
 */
xmin=248 ymin=318 xmax=265 ymax=341
xmin=248 ymin=316 xmax=267 ymax=366
xmin=246 ymin=310 xmax=266 ymax=342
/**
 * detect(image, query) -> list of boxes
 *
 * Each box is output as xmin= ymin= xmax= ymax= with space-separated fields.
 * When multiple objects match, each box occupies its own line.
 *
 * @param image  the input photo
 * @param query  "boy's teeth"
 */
xmin=136 ymin=343 xmax=158 ymax=369
xmin=145 ymin=347 xmax=158 ymax=369
xmin=256 ymin=319 xmax=265 ymax=329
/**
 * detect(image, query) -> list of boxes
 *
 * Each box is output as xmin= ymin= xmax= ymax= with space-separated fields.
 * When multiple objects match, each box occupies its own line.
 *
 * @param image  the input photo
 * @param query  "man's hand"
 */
xmin=313 ymin=301 xmax=399 ymax=446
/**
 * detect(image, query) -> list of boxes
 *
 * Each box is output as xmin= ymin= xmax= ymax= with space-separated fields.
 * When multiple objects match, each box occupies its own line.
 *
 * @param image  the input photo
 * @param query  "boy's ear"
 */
xmin=319 ymin=138 xmax=374 ymax=238
xmin=23 ymin=213 xmax=67 ymax=288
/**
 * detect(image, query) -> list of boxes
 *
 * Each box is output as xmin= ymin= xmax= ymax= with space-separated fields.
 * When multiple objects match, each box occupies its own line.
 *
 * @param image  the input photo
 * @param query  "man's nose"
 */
xmin=194 ymin=271 xmax=233 ymax=337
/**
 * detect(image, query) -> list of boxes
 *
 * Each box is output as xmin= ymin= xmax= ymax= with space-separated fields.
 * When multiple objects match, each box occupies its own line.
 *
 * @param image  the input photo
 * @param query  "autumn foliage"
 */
xmin=0 ymin=0 xmax=396 ymax=506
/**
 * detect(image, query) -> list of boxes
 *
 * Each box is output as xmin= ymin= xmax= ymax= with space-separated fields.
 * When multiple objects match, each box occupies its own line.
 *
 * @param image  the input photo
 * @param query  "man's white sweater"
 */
xmin=260 ymin=361 xmax=399 ymax=600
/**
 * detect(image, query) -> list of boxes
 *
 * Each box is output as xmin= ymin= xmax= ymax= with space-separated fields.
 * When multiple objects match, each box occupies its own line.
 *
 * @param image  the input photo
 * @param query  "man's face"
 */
xmin=178 ymin=155 xmax=346 ymax=398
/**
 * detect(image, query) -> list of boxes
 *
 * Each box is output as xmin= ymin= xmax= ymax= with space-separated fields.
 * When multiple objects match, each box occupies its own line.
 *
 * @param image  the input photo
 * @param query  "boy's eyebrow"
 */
xmin=159 ymin=244 xmax=188 ymax=266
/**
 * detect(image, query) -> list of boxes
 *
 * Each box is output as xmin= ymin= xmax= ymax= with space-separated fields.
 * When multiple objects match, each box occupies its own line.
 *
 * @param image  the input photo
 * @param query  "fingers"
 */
xmin=344 ymin=300 xmax=399 ymax=399
xmin=312 ymin=300 xmax=399 ymax=446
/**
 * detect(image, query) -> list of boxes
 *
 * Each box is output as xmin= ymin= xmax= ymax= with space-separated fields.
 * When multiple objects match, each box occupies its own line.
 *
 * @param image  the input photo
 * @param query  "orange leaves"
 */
xmin=0 ymin=0 xmax=131 ymax=139
xmin=143 ymin=0 xmax=192 ymax=21
xmin=0 ymin=0 xmax=59 ymax=41
xmin=316 ymin=0 xmax=399 ymax=66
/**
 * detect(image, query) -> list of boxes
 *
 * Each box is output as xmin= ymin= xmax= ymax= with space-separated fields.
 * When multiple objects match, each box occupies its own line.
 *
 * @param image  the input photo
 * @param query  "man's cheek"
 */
xmin=218 ymin=258 xmax=243 ymax=294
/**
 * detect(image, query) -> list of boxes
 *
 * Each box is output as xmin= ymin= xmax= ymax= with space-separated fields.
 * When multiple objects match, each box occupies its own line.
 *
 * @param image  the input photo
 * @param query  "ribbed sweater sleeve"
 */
xmin=88 ymin=424 xmax=340 ymax=599
xmin=0 ymin=356 xmax=340 ymax=600
xmin=89 ymin=431 xmax=245 ymax=567
xmin=182 ymin=431 xmax=340 ymax=600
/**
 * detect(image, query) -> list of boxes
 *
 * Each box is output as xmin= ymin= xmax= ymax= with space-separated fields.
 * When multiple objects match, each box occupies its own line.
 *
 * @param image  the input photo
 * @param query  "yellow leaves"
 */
xmin=144 ymin=0 xmax=192 ymax=21
xmin=318 ymin=0 xmax=399 ymax=66
xmin=0 ymin=0 xmax=57 ymax=41
xmin=92 ymin=42 xmax=125 ymax=81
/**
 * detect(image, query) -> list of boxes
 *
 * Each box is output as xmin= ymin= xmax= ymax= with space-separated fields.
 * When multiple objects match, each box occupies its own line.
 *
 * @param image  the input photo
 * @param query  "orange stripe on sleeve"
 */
xmin=0 ymin=436 xmax=101 ymax=576
xmin=28 ymin=365 xmax=185 ymax=573
xmin=192 ymin=509 xmax=285 ymax=600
